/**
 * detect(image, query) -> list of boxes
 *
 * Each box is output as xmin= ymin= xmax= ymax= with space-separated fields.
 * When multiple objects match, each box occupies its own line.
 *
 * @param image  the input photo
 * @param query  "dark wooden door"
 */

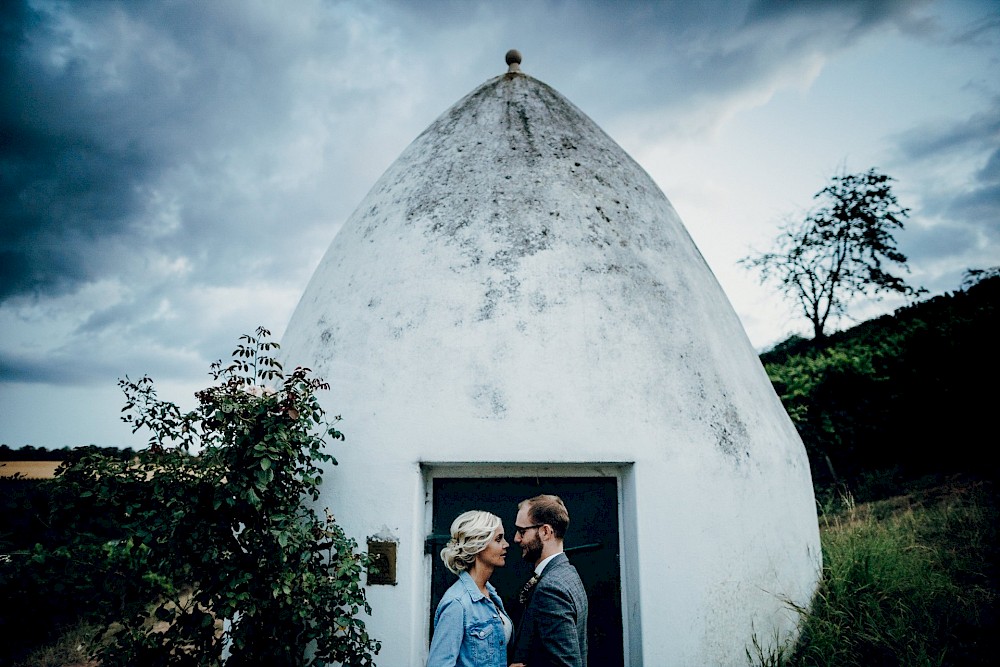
xmin=428 ymin=475 xmax=624 ymax=666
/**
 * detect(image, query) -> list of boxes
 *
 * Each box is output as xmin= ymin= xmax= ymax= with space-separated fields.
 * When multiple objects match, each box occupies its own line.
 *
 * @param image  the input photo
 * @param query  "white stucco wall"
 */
xmin=280 ymin=68 xmax=821 ymax=666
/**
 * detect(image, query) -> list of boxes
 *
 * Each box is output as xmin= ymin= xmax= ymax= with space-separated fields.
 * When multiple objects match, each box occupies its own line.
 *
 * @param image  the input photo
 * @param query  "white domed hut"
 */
xmin=280 ymin=50 xmax=821 ymax=666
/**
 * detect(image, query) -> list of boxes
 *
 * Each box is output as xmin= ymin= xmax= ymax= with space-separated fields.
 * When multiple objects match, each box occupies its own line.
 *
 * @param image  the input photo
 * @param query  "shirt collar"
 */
xmin=534 ymin=551 xmax=561 ymax=577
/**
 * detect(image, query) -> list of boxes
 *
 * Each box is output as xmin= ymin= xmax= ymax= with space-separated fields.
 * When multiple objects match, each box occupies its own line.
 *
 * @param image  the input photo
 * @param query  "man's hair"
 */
xmin=520 ymin=494 xmax=569 ymax=539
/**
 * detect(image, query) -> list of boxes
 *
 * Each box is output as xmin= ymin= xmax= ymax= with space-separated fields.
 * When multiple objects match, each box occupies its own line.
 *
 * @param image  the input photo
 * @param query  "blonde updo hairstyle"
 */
xmin=440 ymin=510 xmax=502 ymax=575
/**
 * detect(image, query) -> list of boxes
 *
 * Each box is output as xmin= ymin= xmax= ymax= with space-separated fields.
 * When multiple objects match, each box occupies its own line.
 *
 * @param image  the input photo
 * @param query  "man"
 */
xmin=510 ymin=494 xmax=588 ymax=667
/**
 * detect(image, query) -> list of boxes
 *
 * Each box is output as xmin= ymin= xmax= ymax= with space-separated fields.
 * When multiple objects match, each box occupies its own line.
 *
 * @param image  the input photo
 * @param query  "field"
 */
xmin=0 ymin=461 xmax=60 ymax=480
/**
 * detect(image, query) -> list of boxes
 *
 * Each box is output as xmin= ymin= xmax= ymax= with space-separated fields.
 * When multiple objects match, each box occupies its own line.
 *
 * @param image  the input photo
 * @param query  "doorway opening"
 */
xmin=424 ymin=464 xmax=632 ymax=666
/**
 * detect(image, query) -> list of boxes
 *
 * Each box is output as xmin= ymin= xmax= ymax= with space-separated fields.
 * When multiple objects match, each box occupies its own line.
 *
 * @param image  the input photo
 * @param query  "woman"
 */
xmin=426 ymin=510 xmax=513 ymax=667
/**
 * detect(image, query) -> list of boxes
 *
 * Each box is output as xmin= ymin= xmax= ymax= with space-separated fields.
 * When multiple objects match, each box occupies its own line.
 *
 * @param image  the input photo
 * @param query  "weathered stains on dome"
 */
xmin=711 ymin=402 xmax=753 ymax=464
xmin=350 ymin=72 xmax=692 ymax=330
xmin=282 ymin=60 xmax=771 ymax=469
xmin=472 ymin=382 xmax=508 ymax=419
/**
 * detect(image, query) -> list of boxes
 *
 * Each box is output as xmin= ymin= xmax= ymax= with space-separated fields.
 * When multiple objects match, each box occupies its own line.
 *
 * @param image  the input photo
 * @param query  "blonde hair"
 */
xmin=440 ymin=510 xmax=502 ymax=575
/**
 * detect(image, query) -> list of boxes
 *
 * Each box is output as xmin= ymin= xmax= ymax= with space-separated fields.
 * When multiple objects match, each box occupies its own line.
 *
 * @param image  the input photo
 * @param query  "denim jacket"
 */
xmin=426 ymin=570 xmax=511 ymax=667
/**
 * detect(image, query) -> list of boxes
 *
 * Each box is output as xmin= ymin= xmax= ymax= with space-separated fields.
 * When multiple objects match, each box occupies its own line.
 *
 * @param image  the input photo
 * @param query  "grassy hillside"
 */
xmin=755 ymin=275 xmax=999 ymax=665
xmin=770 ymin=474 xmax=997 ymax=667
xmin=760 ymin=274 xmax=999 ymax=499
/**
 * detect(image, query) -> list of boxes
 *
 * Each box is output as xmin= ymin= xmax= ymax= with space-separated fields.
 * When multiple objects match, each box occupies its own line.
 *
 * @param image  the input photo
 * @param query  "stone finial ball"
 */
xmin=505 ymin=49 xmax=522 ymax=66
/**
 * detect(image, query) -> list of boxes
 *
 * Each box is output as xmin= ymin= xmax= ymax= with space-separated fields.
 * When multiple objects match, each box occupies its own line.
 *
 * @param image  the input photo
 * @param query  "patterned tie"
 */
xmin=518 ymin=572 xmax=541 ymax=605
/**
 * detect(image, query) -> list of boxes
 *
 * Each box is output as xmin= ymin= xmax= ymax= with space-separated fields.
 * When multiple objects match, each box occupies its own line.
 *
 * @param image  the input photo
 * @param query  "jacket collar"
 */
xmin=534 ymin=550 xmax=566 ymax=576
xmin=458 ymin=570 xmax=497 ymax=602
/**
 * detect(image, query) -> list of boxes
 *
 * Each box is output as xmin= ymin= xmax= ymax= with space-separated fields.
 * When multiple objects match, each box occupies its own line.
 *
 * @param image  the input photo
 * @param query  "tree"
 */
xmin=961 ymin=265 xmax=1000 ymax=290
xmin=740 ymin=168 xmax=925 ymax=340
xmin=29 ymin=327 xmax=380 ymax=666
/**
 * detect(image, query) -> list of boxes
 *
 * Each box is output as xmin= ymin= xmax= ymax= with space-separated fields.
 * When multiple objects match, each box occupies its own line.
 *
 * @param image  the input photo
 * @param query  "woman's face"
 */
xmin=476 ymin=524 xmax=509 ymax=569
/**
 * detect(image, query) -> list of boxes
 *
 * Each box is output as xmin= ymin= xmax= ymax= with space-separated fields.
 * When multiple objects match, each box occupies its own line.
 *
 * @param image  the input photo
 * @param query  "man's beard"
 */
xmin=520 ymin=534 xmax=543 ymax=564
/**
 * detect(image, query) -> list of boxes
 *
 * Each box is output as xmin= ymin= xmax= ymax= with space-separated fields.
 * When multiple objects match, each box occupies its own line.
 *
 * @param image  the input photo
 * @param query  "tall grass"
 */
xmin=10 ymin=621 xmax=96 ymax=667
xmin=773 ymin=477 xmax=996 ymax=667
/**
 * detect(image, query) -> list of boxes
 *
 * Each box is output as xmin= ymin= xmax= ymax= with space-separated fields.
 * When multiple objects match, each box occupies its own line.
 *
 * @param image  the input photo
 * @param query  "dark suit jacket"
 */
xmin=513 ymin=552 xmax=589 ymax=667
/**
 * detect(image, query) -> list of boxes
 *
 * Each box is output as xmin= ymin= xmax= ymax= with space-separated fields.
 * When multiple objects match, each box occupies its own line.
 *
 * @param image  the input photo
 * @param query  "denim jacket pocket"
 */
xmin=468 ymin=619 xmax=496 ymax=640
xmin=467 ymin=620 xmax=499 ymax=664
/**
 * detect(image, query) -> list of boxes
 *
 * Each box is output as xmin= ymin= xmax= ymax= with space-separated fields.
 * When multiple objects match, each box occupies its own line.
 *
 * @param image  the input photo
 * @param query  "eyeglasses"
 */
xmin=514 ymin=524 xmax=544 ymax=537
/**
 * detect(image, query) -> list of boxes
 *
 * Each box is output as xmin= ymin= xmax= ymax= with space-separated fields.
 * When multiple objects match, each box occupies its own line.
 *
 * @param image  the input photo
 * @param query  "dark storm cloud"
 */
xmin=0 ymin=0 xmax=939 ymax=305
xmin=388 ymin=0 xmax=932 ymax=121
xmin=1 ymin=0 xmax=158 ymax=299
xmin=977 ymin=147 xmax=1000 ymax=182
xmin=894 ymin=101 xmax=1000 ymax=230
xmin=0 ymin=0 xmax=449 ymax=393
xmin=746 ymin=0 xmax=932 ymax=27
xmin=0 ymin=334 xmax=207 ymax=384
xmin=0 ymin=0 xmax=358 ymax=303
xmin=0 ymin=0 xmax=994 ymax=396
xmin=895 ymin=106 xmax=1000 ymax=161
xmin=948 ymin=182 xmax=1000 ymax=232
xmin=947 ymin=10 xmax=1000 ymax=46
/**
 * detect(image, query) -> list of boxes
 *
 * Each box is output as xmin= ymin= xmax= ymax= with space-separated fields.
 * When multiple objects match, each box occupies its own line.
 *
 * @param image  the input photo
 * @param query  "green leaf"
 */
xmin=154 ymin=605 xmax=175 ymax=621
xmin=39 ymin=328 xmax=381 ymax=666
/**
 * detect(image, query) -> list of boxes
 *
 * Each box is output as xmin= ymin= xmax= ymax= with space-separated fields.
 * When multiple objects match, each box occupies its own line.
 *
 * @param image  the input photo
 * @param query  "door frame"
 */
xmin=420 ymin=462 xmax=640 ymax=666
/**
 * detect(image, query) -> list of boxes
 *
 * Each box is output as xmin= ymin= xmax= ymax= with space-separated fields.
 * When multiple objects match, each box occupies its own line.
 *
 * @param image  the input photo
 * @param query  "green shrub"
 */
xmin=4 ymin=328 xmax=380 ymax=667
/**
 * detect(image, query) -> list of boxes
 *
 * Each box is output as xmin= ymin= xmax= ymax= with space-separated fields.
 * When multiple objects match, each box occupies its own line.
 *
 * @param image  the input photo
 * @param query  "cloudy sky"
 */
xmin=2 ymin=0 xmax=997 ymax=449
